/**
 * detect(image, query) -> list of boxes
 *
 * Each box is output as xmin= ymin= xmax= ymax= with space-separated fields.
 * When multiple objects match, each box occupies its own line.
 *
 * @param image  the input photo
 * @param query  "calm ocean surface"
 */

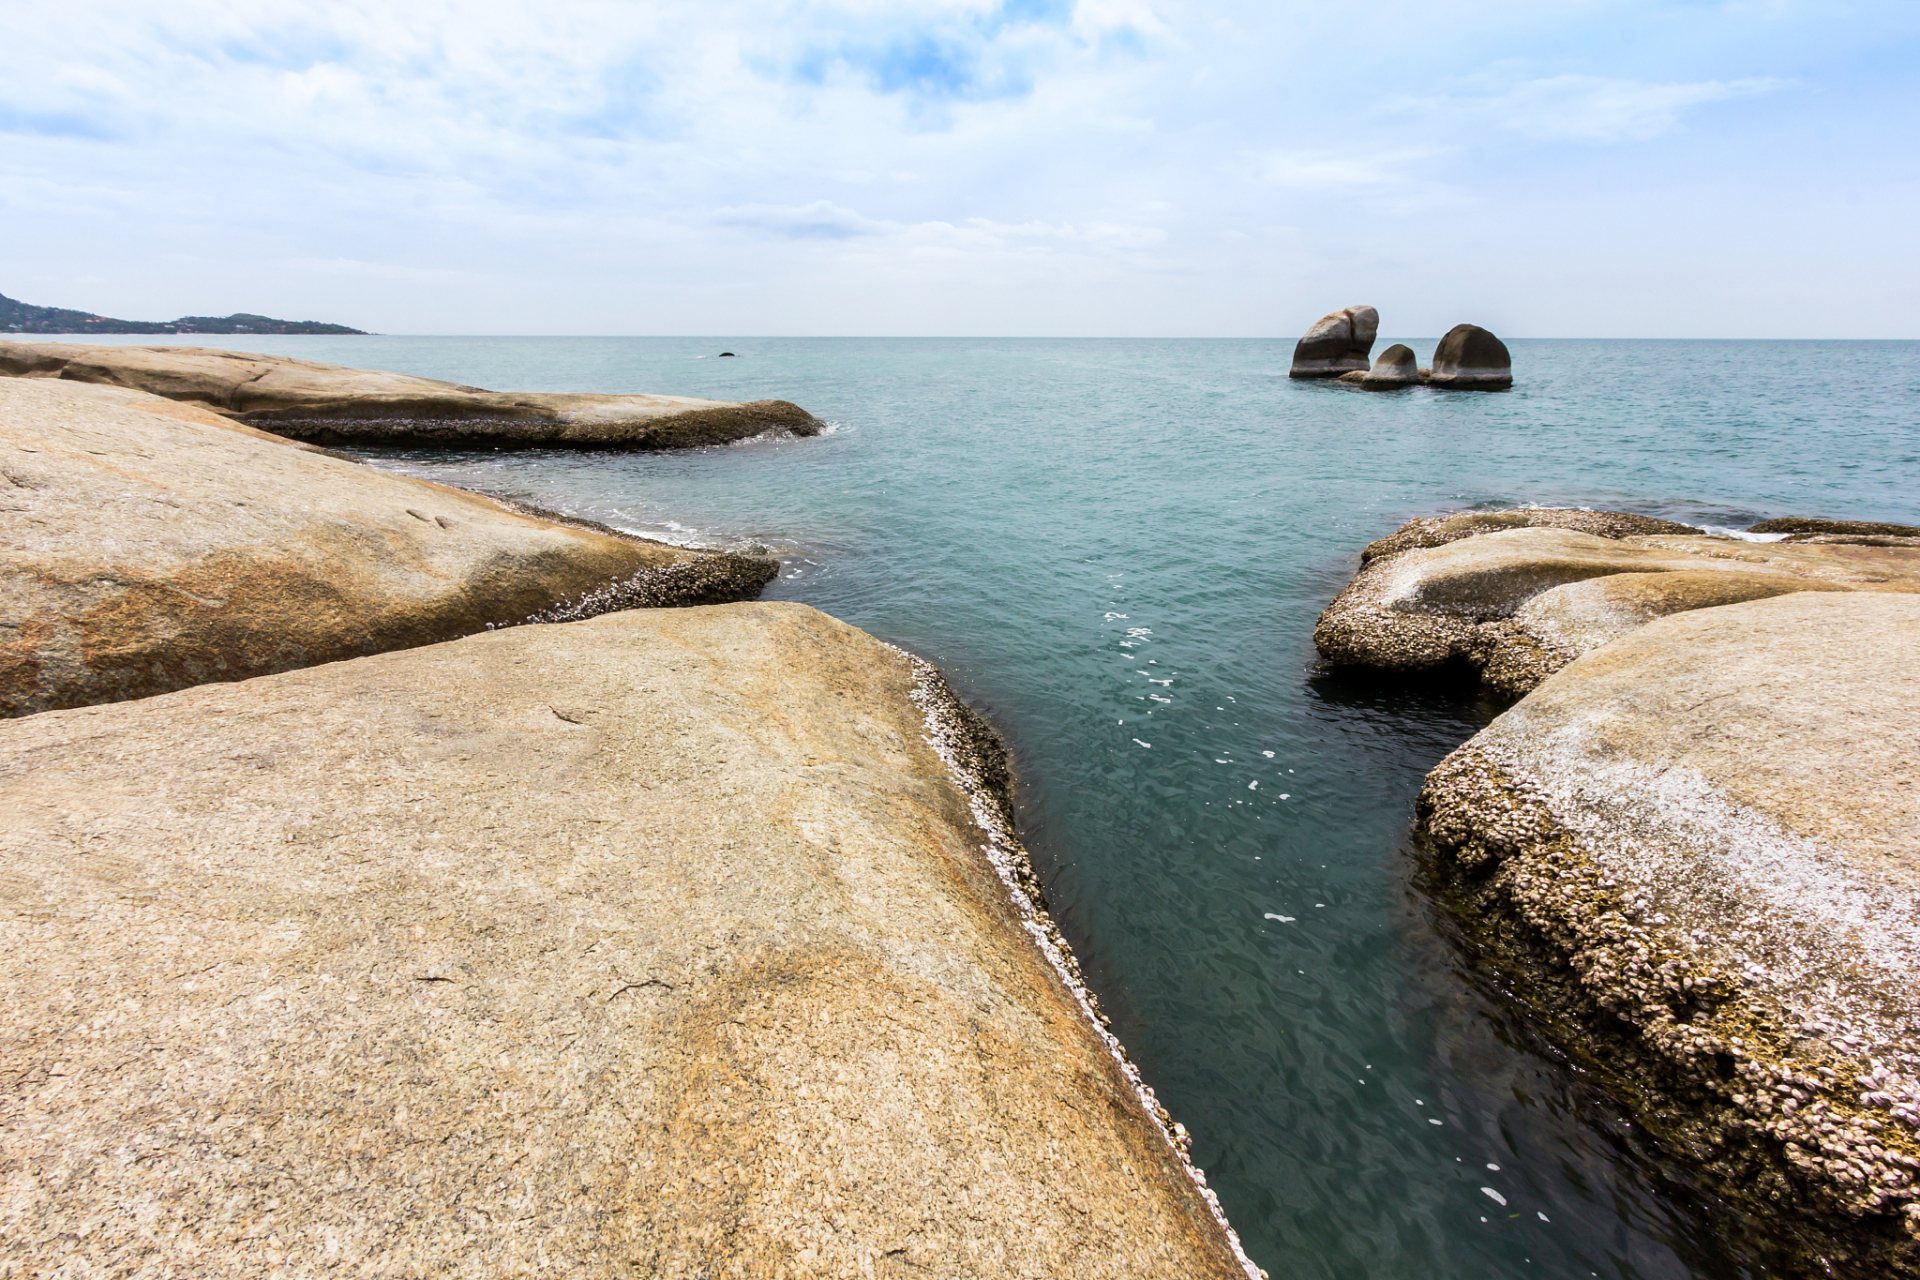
xmin=77 ymin=335 xmax=1920 ymax=1276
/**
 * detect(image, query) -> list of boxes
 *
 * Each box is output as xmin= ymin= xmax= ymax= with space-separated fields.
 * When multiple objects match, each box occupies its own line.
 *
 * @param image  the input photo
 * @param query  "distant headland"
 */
xmin=0 ymin=291 xmax=366 ymax=335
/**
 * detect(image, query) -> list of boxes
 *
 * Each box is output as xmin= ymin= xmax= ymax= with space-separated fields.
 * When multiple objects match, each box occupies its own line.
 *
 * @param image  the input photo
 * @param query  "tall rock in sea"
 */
xmin=1427 ymin=324 xmax=1512 ymax=389
xmin=1289 ymin=305 xmax=1378 ymax=378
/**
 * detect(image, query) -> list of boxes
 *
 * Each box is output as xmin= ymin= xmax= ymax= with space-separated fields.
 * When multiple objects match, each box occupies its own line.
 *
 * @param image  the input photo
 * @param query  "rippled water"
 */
xmin=71 ymin=334 xmax=1920 ymax=1276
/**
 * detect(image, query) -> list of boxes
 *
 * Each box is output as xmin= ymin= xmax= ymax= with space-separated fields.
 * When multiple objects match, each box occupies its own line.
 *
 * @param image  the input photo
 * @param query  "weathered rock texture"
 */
xmin=0 ymin=340 xmax=823 ymax=449
xmin=0 ymin=604 xmax=1260 ymax=1279
xmin=0 ymin=377 xmax=774 ymax=717
xmin=1315 ymin=509 xmax=1920 ymax=696
xmin=1418 ymin=592 xmax=1920 ymax=1274
xmin=1427 ymin=324 xmax=1512 ymax=390
xmin=1288 ymin=305 xmax=1378 ymax=378
xmin=1336 ymin=343 xmax=1421 ymax=388
xmin=1751 ymin=517 xmax=1920 ymax=541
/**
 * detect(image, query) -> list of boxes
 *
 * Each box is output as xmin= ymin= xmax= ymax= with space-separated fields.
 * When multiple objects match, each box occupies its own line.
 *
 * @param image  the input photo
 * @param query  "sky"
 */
xmin=3 ymin=0 xmax=1917 ymax=337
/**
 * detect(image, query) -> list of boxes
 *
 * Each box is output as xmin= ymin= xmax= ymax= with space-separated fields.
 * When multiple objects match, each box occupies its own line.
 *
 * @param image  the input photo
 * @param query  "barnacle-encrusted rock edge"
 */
xmin=0 ymin=376 xmax=773 ymax=717
xmin=1418 ymin=593 xmax=1920 ymax=1274
xmin=1314 ymin=509 xmax=1920 ymax=696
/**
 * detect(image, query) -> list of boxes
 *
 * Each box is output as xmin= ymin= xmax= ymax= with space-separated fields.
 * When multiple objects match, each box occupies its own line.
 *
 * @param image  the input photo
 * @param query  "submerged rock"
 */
xmin=0 ymin=339 xmax=822 ymax=449
xmin=1427 ymin=324 xmax=1512 ymax=390
xmin=0 ymin=377 xmax=773 ymax=717
xmin=1289 ymin=305 xmax=1378 ymax=378
xmin=0 ymin=603 xmax=1259 ymax=1278
xmin=1418 ymin=592 xmax=1920 ymax=1272
xmin=1314 ymin=511 xmax=1920 ymax=695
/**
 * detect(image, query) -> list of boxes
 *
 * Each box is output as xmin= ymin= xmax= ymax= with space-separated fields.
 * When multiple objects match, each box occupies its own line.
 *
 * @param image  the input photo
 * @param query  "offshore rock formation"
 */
xmin=1427 ymin=324 xmax=1512 ymax=390
xmin=1288 ymin=305 xmax=1379 ymax=378
xmin=0 ymin=340 xmax=823 ymax=449
xmin=1419 ymin=593 xmax=1920 ymax=1274
xmin=0 ymin=376 xmax=773 ymax=717
xmin=1314 ymin=510 xmax=1920 ymax=697
xmin=0 ymin=604 xmax=1259 ymax=1279
xmin=1336 ymin=342 xmax=1421 ymax=388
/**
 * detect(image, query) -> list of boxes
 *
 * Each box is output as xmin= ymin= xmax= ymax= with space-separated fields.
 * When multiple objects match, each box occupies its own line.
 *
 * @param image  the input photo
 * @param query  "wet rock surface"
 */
xmin=0 ymin=603 xmax=1256 ymax=1279
xmin=0 ymin=377 xmax=772 ymax=717
xmin=1427 ymin=324 xmax=1512 ymax=390
xmin=0 ymin=340 xmax=823 ymax=449
xmin=1417 ymin=593 xmax=1920 ymax=1276
xmin=1288 ymin=305 xmax=1378 ymax=378
xmin=1315 ymin=510 xmax=1920 ymax=696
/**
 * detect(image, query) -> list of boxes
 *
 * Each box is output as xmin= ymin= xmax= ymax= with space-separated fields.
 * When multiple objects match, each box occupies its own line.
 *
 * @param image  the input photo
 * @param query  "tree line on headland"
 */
xmin=0 ymin=290 xmax=365 ymax=335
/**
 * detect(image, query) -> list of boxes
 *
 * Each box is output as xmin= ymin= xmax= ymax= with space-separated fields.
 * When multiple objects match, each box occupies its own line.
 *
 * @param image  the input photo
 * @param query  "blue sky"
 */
xmin=3 ymin=0 xmax=1916 ymax=336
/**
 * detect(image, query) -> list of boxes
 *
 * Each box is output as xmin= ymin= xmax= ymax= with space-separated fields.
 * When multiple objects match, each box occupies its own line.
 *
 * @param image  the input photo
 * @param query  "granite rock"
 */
xmin=1418 ymin=592 xmax=1920 ymax=1272
xmin=0 ymin=377 xmax=773 ymax=717
xmin=1289 ymin=305 xmax=1378 ymax=378
xmin=0 ymin=340 xmax=823 ymax=449
xmin=0 ymin=603 xmax=1259 ymax=1279
xmin=1315 ymin=513 xmax=1920 ymax=694
xmin=1427 ymin=324 xmax=1512 ymax=390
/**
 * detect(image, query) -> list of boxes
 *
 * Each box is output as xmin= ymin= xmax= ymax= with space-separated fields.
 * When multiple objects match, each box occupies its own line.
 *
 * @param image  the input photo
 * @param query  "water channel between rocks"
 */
xmin=80 ymin=333 xmax=1920 ymax=1277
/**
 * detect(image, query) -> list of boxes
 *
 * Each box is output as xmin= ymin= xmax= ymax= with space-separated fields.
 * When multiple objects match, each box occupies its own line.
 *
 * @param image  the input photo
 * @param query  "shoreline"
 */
xmin=0 ymin=358 xmax=1260 ymax=1275
xmin=904 ymin=651 xmax=1268 ymax=1280
xmin=1315 ymin=509 xmax=1920 ymax=1277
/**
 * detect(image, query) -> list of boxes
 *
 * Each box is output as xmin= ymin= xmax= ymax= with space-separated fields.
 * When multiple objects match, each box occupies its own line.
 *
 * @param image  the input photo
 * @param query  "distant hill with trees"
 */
xmin=1 ymin=292 xmax=366 ymax=335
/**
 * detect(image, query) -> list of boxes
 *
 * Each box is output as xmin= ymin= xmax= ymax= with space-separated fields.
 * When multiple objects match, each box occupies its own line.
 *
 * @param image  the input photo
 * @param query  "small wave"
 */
xmin=1699 ymin=525 xmax=1790 ymax=542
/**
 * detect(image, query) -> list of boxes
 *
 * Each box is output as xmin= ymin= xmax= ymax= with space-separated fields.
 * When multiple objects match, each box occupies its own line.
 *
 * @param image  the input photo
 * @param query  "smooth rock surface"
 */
xmin=1315 ymin=514 xmax=1920 ymax=694
xmin=0 ymin=604 xmax=1256 ymax=1279
xmin=1418 ymin=592 xmax=1920 ymax=1267
xmin=1427 ymin=324 xmax=1512 ymax=390
xmin=0 ymin=340 xmax=823 ymax=449
xmin=1288 ymin=305 xmax=1378 ymax=378
xmin=0 ymin=377 xmax=773 ymax=717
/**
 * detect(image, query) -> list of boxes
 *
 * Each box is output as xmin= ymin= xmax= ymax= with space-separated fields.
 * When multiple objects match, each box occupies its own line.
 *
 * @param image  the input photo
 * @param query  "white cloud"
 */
xmin=1259 ymin=147 xmax=1446 ymax=190
xmin=1432 ymin=74 xmax=1791 ymax=144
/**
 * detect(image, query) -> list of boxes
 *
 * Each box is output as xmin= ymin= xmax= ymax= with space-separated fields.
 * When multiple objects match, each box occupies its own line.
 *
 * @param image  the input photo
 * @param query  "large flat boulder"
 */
xmin=1315 ymin=511 xmax=1920 ymax=695
xmin=1 ymin=377 xmax=773 ymax=717
xmin=0 ymin=604 xmax=1258 ymax=1279
xmin=1418 ymin=593 xmax=1920 ymax=1269
xmin=0 ymin=340 xmax=823 ymax=449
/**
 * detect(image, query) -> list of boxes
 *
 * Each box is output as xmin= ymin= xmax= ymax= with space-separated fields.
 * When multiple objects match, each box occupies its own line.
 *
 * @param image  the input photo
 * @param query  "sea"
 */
xmin=65 ymin=334 xmax=1920 ymax=1277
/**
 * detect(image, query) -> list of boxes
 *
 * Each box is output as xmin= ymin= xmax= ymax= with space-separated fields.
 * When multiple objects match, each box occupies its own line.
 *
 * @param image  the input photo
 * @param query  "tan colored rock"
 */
xmin=1476 ymin=570 xmax=1849 ymax=697
xmin=1418 ymin=593 xmax=1920 ymax=1269
xmin=1316 ymin=513 xmax=1920 ymax=694
xmin=0 ymin=377 xmax=774 ymax=717
xmin=0 ymin=339 xmax=823 ymax=449
xmin=0 ymin=604 xmax=1259 ymax=1279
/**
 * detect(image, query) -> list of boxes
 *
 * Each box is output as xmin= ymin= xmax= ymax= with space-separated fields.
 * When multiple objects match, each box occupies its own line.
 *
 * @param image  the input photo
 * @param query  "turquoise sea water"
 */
xmin=65 ymin=335 xmax=1920 ymax=1276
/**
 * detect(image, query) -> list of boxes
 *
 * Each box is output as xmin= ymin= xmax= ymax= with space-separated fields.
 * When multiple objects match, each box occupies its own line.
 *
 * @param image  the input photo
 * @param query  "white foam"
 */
xmin=1698 ymin=525 xmax=1790 ymax=542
